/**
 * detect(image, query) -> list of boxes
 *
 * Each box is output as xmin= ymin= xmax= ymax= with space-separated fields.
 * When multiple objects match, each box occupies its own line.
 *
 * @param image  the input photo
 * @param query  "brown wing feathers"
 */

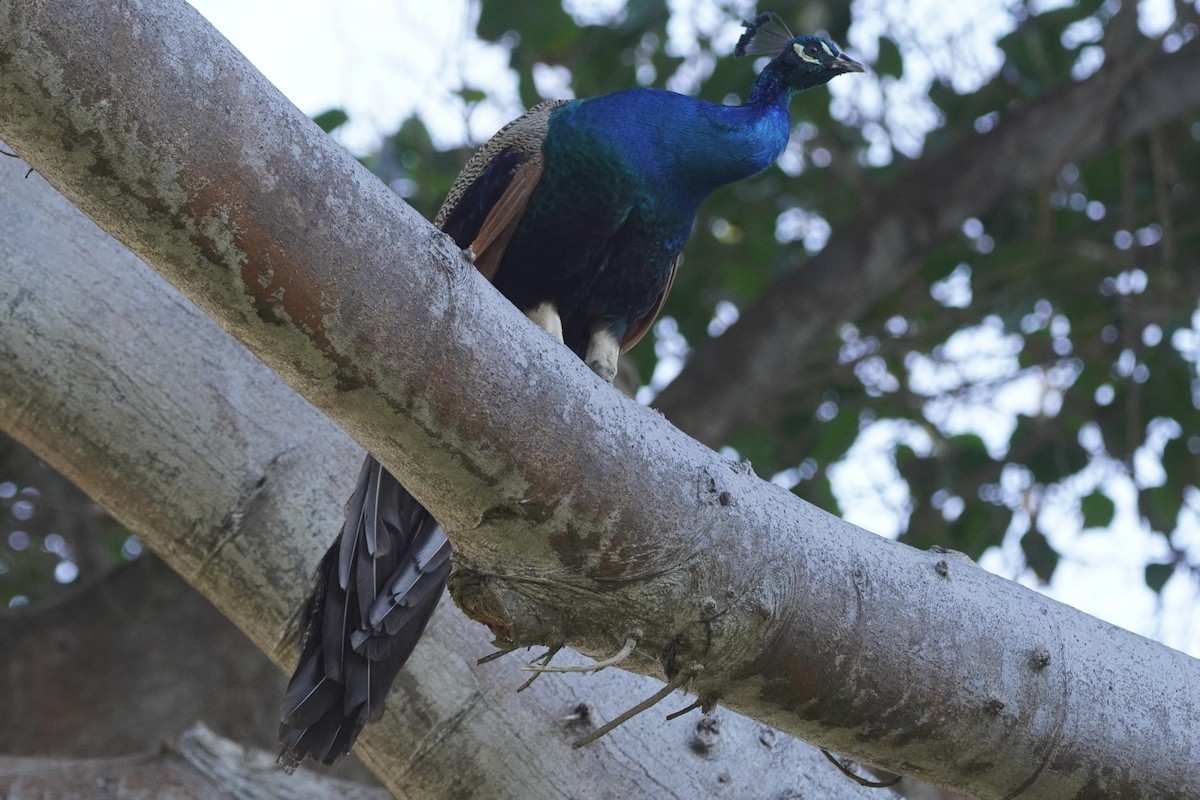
xmin=621 ymin=255 xmax=680 ymax=353
xmin=468 ymin=160 xmax=543 ymax=281
xmin=434 ymin=100 xmax=568 ymax=278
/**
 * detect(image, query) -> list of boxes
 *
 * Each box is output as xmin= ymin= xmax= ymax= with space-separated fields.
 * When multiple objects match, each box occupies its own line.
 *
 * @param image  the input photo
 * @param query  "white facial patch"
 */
xmin=793 ymin=42 xmax=820 ymax=64
xmin=820 ymin=41 xmax=834 ymax=57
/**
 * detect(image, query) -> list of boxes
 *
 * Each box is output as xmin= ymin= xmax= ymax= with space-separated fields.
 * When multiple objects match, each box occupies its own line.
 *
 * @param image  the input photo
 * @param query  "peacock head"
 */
xmin=735 ymin=12 xmax=863 ymax=93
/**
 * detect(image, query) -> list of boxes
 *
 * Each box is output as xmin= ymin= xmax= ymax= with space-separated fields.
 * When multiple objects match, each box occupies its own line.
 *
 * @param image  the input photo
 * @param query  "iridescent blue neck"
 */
xmin=554 ymin=88 xmax=792 ymax=216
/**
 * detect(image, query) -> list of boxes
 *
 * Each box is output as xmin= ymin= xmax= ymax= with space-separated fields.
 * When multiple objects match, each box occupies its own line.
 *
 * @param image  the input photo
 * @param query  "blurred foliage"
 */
xmin=312 ymin=108 xmax=350 ymax=134
xmin=0 ymin=433 xmax=137 ymax=607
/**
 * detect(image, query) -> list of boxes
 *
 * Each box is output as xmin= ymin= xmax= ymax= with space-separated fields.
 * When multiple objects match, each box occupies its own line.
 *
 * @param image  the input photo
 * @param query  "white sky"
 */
xmin=188 ymin=0 xmax=525 ymax=152
xmin=185 ymin=0 xmax=1198 ymax=657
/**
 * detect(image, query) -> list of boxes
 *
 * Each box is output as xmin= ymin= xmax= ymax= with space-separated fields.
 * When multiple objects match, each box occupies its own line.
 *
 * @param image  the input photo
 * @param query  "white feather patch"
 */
xmin=585 ymin=328 xmax=620 ymax=384
xmin=526 ymin=302 xmax=564 ymax=344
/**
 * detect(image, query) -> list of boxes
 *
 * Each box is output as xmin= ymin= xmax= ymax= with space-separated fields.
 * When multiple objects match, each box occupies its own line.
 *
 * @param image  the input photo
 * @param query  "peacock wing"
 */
xmin=435 ymin=99 xmax=571 ymax=280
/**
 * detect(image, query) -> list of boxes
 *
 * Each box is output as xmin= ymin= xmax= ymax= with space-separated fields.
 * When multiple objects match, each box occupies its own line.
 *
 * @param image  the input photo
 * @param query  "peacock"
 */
xmin=278 ymin=11 xmax=862 ymax=769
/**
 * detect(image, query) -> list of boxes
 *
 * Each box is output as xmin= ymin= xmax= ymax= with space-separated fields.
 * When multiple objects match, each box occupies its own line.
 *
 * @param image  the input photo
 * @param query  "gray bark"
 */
xmin=0 ymin=152 xmax=878 ymax=799
xmin=1 ymin=2 xmax=1199 ymax=799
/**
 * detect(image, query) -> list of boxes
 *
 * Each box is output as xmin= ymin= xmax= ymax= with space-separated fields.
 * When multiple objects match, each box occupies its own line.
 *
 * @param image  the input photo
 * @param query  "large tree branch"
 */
xmin=655 ymin=36 xmax=1200 ymax=444
xmin=0 ymin=152 xmax=875 ymax=799
xmin=1 ymin=2 xmax=1198 ymax=798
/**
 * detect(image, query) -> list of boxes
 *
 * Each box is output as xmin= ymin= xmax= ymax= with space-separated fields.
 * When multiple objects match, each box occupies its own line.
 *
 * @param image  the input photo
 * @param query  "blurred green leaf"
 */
xmin=1140 ymin=484 xmax=1181 ymax=535
xmin=1144 ymin=562 xmax=1174 ymax=594
xmin=1022 ymin=529 xmax=1059 ymax=583
xmin=951 ymin=502 xmax=1007 ymax=560
xmin=312 ymin=108 xmax=349 ymax=134
xmin=874 ymin=36 xmax=903 ymax=79
xmin=944 ymin=433 xmax=989 ymax=465
xmin=1080 ymin=491 xmax=1115 ymax=530
xmin=1012 ymin=416 xmax=1088 ymax=486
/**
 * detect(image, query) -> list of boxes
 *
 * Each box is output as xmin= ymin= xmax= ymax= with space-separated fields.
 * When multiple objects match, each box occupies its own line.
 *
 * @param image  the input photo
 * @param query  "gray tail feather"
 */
xmin=278 ymin=454 xmax=451 ymax=770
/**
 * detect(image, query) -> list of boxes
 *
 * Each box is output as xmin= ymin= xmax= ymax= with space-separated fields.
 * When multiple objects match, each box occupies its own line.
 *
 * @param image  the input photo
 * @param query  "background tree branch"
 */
xmin=655 ymin=35 xmax=1200 ymax=445
xmin=1 ymin=554 xmax=286 ymax=763
xmin=0 ymin=723 xmax=390 ymax=800
xmin=2 ymin=2 xmax=1198 ymax=798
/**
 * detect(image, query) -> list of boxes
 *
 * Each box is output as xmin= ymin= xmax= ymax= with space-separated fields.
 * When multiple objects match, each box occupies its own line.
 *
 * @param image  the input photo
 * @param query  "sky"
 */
xmin=184 ymin=0 xmax=1198 ymax=657
xmin=187 ymin=0 xmax=516 ymax=153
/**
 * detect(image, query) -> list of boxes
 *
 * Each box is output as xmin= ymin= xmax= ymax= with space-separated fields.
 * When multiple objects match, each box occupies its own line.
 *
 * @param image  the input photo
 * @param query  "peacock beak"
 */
xmin=832 ymin=52 xmax=865 ymax=73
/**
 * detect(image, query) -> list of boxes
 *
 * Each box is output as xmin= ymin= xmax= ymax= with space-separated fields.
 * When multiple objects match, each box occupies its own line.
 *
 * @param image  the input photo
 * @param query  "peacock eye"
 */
xmin=804 ymin=44 xmax=820 ymax=58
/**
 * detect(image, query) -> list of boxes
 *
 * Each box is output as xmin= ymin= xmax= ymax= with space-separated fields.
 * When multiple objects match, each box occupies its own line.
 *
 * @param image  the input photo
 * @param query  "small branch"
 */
xmin=516 ymin=647 xmax=562 ymax=692
xmin=822 ymin=749 xmax=903 ymax=789
xmin=522 ymin=636 xmax=638 ymax=674
xmin=665 ymin=699 xmax=703 ymax=721
xmin=0 ymin=147 xmax=35 ymax=179
xmin=572 ymin=671 xmax=692 ymax=749
xmin=476 ymin=646 xmax=516 ymax=665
